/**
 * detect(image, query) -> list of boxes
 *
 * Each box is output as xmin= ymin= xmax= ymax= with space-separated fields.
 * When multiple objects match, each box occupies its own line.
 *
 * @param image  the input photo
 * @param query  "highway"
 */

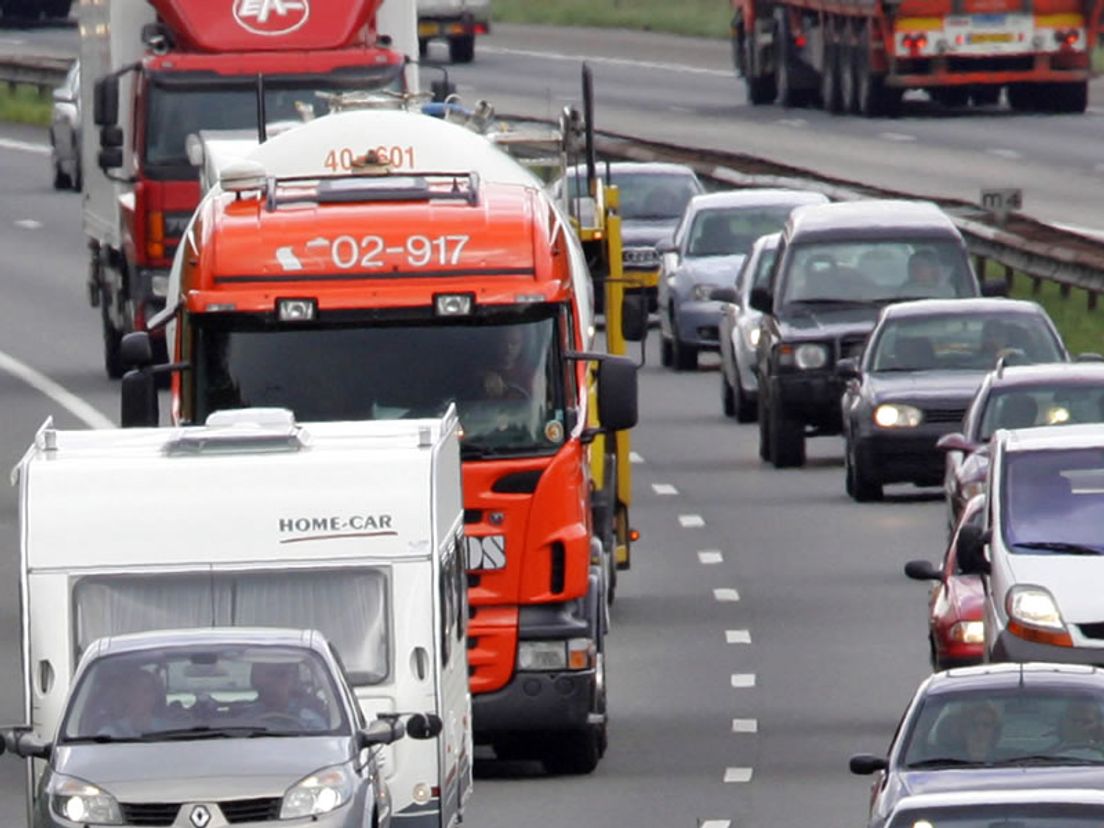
xmin=0 ymin=18 xmax=1081 ymax=827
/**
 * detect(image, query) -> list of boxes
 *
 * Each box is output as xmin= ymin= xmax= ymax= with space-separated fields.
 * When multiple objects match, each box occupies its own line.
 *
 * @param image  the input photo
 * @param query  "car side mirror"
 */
xmin=52 ymin=88 xmax=74 ymax=104
xmin=956 ymin=525 xmax=991 ymax=575
xmin=981 ymin=279 xmax=1008 ymax=298
xmin=655 ymin=239 xmax=677 ymax=256
xmin=93 ymin=74 xmax=119 ymax=127
xmin=358 ymin=718 xmax=405 ymax=749
xmin=1 ymin=727 xmax=51 ymax=760
xmin=405 ymin=713 xmax=443 ymax=740
xmin=749 ymin=286 xmax=773 ymax=314
xmin=710 ymin=286 xmax=739 ymax=304
xmin=597 ymin=356 xmax=638 ymax=432
xmin=936 ymin=432 xmax=976 ymax=453
xmin=904 ymin=559 xmax=942 ymax=582
xmin=835 ymin=357 xmax=860 ymax=380
xmin=621 ymin=293 xmax=648 ymax=343
xmin=849 ymin=753 xmax=888 ymax=775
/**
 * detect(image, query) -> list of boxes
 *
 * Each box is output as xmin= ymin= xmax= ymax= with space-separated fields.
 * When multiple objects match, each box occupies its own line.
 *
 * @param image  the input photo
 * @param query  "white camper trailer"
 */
xmin=11 ymin=408 xmax=471 ymax=828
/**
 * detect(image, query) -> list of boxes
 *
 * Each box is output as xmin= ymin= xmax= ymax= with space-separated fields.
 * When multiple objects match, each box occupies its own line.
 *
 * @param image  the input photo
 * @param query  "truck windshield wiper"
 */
xmin=1013 ymin=541 xmax=1104 ymax=556
xmin=906 ymin=757 xmax=983 ymax=768
xmin=140 ymin=725 xmax=274 ymax=741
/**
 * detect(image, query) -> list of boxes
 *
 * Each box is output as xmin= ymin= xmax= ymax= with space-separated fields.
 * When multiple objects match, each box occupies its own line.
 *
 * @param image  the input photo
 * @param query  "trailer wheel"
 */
xmin=854 ymin=49 xmax=900 ymax=117
xmin=743 ymin=38 xmax=777 ymax=105
xmin=820 ymin=42 xmax=844 ymax=113
xmin=101 ymin=295 xmax=125 ymax=380
xmin=1054 ymin=81 xmax=1088 ymax=114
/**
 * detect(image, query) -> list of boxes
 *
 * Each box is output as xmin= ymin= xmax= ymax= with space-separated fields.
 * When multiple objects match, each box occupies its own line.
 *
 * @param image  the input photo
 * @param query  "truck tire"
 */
xmin=768 ymin=397 xmax=805 ymax=467
xmin=418 ymin=38 xmax=428 ymax=58
xmin=543 ymin=625 xmax=606 ymax=775
xmin=821 ymin=42 xmax=844 ymax=113
xmin=735 ymin=378 xmax=757 ymax=423
xmin=1055 ymin=81 xmax=1088 ymax=113
xmin=101 ymin=297 xmax=125 ymax=380
xmin=448 ymin=35 xmax=475 ymax=63
xmin=854 ymin=49 xmax=899 ymax=117
xmin=1008 ymin=83 xmax=1040 ymax=112
xmin=970 ymin=85 xmax=1001 ymax=106
xmin=932 ymin=87 xmax=969 ymax=108
xmin=742 ymin=35 xmax=778 ymax=105
xmin=776 ymin=45 xmax=802 ymax=107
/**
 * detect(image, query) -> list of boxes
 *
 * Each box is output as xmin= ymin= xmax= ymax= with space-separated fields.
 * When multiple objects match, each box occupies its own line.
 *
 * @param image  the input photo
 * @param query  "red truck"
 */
xmin=80 ymin=0 xmax=413 ymax=377
xmin=731 ymin=0 xmax=1102 ymax=114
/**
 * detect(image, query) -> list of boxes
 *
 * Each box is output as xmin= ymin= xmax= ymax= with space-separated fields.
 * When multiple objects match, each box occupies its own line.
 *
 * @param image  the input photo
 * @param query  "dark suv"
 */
xmin=752 ymin=200 xmax=990 ymax=468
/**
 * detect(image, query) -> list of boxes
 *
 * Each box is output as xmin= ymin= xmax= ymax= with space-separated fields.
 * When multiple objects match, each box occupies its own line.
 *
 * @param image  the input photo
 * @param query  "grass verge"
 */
xmin=0 ymin=85 xmax=52 ymax=127
xmin=491 ymin=0 xmax=730 ymax=39
xmin=988 ymin=264 xmax=1103 ymax=356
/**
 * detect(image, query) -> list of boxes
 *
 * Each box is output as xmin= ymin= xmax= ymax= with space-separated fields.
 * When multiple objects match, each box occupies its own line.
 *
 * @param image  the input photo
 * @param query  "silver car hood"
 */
xmin=1005 ymin=553 xmax=1104 ymax=625
xmin=53 ymin=736 xmax=353 ymax=800
xmin=682 ymin=255 xmax=746 ymax=284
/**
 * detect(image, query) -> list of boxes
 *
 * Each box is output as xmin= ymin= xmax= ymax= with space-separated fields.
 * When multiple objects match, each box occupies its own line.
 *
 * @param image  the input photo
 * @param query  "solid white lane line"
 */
xmin=724 ymin=767 xmax=754 ymax=783
xmin=699 ymin=821 xmax=732 ymax=828
xmin=0 ymin=137 xmax=50 ymax=156
xmin=14 ymin=219 xmax=42 ymax=230
xmin=879 ymin=131 xmax=916 ymax=142
xmin=679 ymin=514 xmax=705 ymax=527
xmin=776 ymin=117 xmax=808 ymax=128
xmin=731 ymin=673 xmax=756 ymax=688
xmin=987 ymin=147 xmax=1022 ymax=160
xmin=0 ymin=349 xmax=114 ymax=429
xmin=732 ymin=718 xmax=759 ymax=733
xmin=698 ymin=550 xmax=723 ymax=565
xmin=630 ymin=451 xmax=644 ymax=464
xmin=652 ymin=483 xmax=678 ymax=495
xmin=725 ymin=629 xmax=752 ymax=644
xmin=481 ymin=45 xmax=732 ymax=78
xmin=714 ymin=588 xmax=740 ymax=602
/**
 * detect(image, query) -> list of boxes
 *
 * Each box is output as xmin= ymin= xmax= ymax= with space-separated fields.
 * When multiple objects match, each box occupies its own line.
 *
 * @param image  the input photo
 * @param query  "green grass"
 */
xmin=492 ymin=0 xmax=730 ymax=39
xmin=987 ymin=263 xmax=1103 ymax=356
xmin=0 ymin=85 xmax=52 ymax=127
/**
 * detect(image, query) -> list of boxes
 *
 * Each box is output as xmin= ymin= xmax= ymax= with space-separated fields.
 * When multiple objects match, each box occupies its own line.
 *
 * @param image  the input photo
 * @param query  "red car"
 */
xmin=905 ymin=495 xmax=985 ymax=670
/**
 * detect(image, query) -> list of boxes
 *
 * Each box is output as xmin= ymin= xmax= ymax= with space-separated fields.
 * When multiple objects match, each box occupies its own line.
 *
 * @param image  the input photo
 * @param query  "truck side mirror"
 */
xmin=405 ymin=713 xmax=443 ymax=740
xmin=93 ymin=75 xmax=119 ymax=127
xmin=597 ymin=356 xmax=638 ymax=432
xmin=120 ymin=333 xmax=159 ymax=429
xmin=621 ymin=293 xmax=648 ymax=343
xmin=956 ymin=525 xmax=991 ymax=575
xmin=358 ymin=718 xmax=405 ymax=749
xmin=749 ymin=286 xmax=773 ymax=314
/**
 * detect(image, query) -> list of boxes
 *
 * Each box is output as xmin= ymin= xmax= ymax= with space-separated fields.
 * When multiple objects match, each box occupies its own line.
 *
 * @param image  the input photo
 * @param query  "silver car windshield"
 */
xmin=60 ymin=645 xmax=348 ymax=742
xmin=1001 ymin=448 xmax=1104 ymax=555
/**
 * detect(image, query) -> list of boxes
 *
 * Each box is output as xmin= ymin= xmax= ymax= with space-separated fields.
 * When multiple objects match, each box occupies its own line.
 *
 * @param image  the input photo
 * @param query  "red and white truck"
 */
xmin=80 ymin=0 xmax=415 ymax=378
xmin=731 ymin=0 xmax=1103 ymax=114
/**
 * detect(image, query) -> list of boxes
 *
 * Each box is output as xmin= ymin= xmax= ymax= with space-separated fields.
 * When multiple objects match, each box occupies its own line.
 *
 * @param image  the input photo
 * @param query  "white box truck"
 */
xmin=11 ymin=408 xmax=472 ymax=827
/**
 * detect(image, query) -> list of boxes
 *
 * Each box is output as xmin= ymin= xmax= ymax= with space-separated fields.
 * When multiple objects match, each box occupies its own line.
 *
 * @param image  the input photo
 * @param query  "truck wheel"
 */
xmin=544 ymin=636 xmax=606 ymax=775
xmin=448 ymin=35 xmax=475 ymax=63
xmin=1008 ymin=83 xmax=1040 ymax=112
xmin=821 ymin=43 xmax=844 ymax=113
xmin=101 ymin=298 xmax=125 ymax=380
xmin=932 ymin=87 xmax=969 ymax=108
xmin=854 ymin=49 xmax=900 ymax=117
xmin=743 ymin=37 xmax=778 ymax=105
xmin=970 ymin=85 xmax=1001 ymax=107
xmin=840 ymin=45 xmax=858 ymax=113
xmin=776 ymin=46 xmax=801 ymax=107
xmin=1055 ymin=81 xmax=1088 ymax=113
xmin=52 ymin=159 xmax=71 ymax=191
xmin=769 ymin=399 xmax=805 ymax=468
xmin=845 ymin=442 xmax=883 ymax=501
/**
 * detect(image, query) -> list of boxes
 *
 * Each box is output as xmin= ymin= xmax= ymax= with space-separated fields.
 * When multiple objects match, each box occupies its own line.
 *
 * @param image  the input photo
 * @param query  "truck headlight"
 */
xmin=874 ymin=403 xmax=923 ymax=428
xmin=1006 ymin=585 xmax=1073 ymax=647
xmin=794 ymin=343 xmax=829 ymax=370
xmin=518 ymin=638 xmax=594 ymax=671
xmin=49 ymin=775 xmax=123 ymax=825
xmin=281 ymin=764 xmax=355 ymax=819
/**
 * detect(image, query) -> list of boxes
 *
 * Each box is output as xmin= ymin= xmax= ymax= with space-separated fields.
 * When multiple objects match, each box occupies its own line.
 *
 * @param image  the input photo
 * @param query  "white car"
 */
xmin=49 ymin=60 xmax=80 ymax=191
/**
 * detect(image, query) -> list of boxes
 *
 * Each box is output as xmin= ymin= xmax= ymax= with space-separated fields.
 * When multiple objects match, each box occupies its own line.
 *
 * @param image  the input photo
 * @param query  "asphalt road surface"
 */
xmin=0 ymin=117 xmax=948 ymax=826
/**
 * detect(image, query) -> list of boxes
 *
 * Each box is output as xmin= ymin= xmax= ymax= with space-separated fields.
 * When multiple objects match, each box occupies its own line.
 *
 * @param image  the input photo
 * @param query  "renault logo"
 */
xmin=190 ymin=805 xmax=212 ymax=828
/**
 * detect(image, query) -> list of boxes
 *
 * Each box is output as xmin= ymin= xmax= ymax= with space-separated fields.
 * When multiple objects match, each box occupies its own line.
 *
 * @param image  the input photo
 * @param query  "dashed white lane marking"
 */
xmin=698 ymin=550 xmax=724 ymax=565
xmin=731 ymin=673 xmax=756 ymax=688
xmin=699 ymin=821 xmax=732 ymax=828
xmin=776 ymin=117 xmax=808 ymax=128
xmin=732 ymin=718 xmax=759 ymax=733
xmin=0 ymin=137 xmax=50 ymax=156
xmin=987 ymin=147 xmax=1022 ymax=160
xmin=879 ymin=131 xmax=916 ymax=142
xmin=0 ymin=349 xmax=114 ymax=430
xmin=679 ymin=513 xmax=705 ymax=527
xmin=481 ymin=45 xmax=732 ymax=78
xmin=14 ymin=219 xmax=42 ymax=230
xmin=714 ymin=588 xmax=740 ymax=602
xmin=652 ymin=483 xmax=678 ymax=495
xmin=630 ymin=451 xmax=644 ymax=464
xmin=724 ymin=767 xmax=754 ymax=783
xmin=725 ymin=629 xmax=752 ymax=644
xmin=668 ymin=105 xmax=694 ymax=114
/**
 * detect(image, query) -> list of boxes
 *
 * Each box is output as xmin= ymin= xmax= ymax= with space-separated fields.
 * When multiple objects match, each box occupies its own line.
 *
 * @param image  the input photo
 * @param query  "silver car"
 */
xmin=2 ymin=628 xmax=432 ymax=828
xmin=49 ymin=59 xmax=80 ymax=192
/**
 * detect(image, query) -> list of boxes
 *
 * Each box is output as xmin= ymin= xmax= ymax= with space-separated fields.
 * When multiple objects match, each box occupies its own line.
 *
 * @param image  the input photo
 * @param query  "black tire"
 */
xmin=839 ymin=45 xmax=858 ymax=113
xmin=418 ymin=38 xmax=428 ymax=58
xmin=660 ymin=336 xmax=674 ymax=368
xmin=722 ymin=372 xmax=737 ymax=418
xmin=776 ymin=41 xmax=800 ymax=108
xmin=448 ymin=34 xmax=475 ymax=63
xmin=672 ymin=336 xmax=698 ymax=371
xmin=43 ymin=0 xmax=71 ymax=17
xmin=769 ymin=398 xmax=805 ymax=468
xmin=735 ymin=380 xmax=757 ymax=423
xmin=72 ymin=158 xmax=82 ymax=192
xmin=1008 ymin=83 xmax=1040 ymax=112
xmin=52 ymin=161 xmax=70 ymax=191
xmin=970 ymin=85 xmax=1001 ymax=107
xmin=845 ymin=441 xmax=883 ymax=501
xmin=743 ymin=36 xmax=778 ymax=104
xmin=821 ymin=41 xmax=844 ymax=113
xmin=855 ymin=47 xmax=900 ymax=117
xmin=933 ymin=86 xmax=969 ymax=108
xmin=1055 ymin=81 xmax=1088 ymax=114
xmin=758 ymin=395 xmax=772 ymax=461
xmin=543 ymin=640 xmax=606 ymax=774
xmin=101 ymin=296 xmax=125 ymax=380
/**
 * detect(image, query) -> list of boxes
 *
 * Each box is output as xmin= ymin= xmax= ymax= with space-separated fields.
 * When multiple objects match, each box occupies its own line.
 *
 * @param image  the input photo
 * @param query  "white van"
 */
xmin=11 ymin=408 xmax=471 ymax=828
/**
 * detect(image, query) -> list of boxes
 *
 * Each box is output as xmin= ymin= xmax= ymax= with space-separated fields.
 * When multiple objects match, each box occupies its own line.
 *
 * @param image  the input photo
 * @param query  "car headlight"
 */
xmin=873 ymin=403 xmax=923 ymax=428
xmin=281 ymin=764 xmax=355 ymax=819
xmin=744 ymin=326 xmax=761 ymax=349
xmin=948 ymin=620 xmax=985 ymax=644
xmin=49 ymin=775 xmax=123 ymax=825
xmin=794 ymin=343 xmax=829 ymax=370
xmin=692 ymin=283 xmax=716 ymax=302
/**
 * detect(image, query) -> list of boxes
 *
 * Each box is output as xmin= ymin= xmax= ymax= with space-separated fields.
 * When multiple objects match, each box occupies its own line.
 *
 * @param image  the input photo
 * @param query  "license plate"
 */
xmin=466 ymin=535 xmax=506 ymax=571
xmin=418 ymin=22 xmax=440 ymax=37
xmin=969 ymin=32 xmax=1014 ymax=42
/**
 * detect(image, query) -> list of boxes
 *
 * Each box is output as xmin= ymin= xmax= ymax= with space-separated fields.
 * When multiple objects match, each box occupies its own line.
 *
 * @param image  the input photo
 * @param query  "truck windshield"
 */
xmin=192 ymin=311 xmax=569 ymax=459
xmin=1001 ymin=448 xmax=1104 ymax=555
xmin=60 ymin=645 xmax=348 ymax=742
xmin=144 ymin=68 xmax=403 ymax=177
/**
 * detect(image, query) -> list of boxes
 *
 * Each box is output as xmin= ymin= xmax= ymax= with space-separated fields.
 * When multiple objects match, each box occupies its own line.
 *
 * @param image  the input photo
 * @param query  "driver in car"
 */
xmin=242 ymin=661 xmax=328 ymax=731
xmin=481 ymin=327 xmax=533 ymax=400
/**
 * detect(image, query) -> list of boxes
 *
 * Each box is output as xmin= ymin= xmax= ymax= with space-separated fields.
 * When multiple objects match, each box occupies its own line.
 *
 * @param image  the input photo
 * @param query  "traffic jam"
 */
xmin=4 ymin=0 xmax=1104 ymax=826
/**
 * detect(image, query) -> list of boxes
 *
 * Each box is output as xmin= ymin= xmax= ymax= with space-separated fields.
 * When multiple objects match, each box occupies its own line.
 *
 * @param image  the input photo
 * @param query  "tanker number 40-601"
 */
xmin=330 ymin=234 xmax=470 ymax=270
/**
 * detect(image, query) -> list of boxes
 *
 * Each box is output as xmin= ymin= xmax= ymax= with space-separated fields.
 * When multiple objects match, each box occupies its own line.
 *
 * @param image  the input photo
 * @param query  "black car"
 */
xmin=850 ymin=663 xmax=1104 ymax=828
xmin=752 ymin=199 xmax=1000 ymax=468
xmin=840 ymin=298 xmax=1066 ymax=501
xmin=939 ymin=361 xmax=1104 ymax=530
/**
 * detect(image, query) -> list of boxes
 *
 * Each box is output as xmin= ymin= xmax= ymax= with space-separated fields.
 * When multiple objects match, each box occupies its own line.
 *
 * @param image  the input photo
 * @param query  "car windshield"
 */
xmin=192 ymin=311 xmax=567 ymax=459
xmin=901 ymin=687 xmax=1104 ymax=768
xmin=889 ymin=805 xmax=1104 ymax=828
xmin=1001 ymin=448 xmax=1104 ymax=554
xmin=869 ymin=314 xmax=1062 ymax=372
xmin=60 ymin=645 xmax=348 ymax=743
xmin=686 ymin=208 xmax=794 ymax=258
xmin=979 ymin=385 xmax=1104 ymax=441
xmin=563 ymin=170 xmax=700 ymax=221
xmin=781 ymin=240 xmax=975 ymax=305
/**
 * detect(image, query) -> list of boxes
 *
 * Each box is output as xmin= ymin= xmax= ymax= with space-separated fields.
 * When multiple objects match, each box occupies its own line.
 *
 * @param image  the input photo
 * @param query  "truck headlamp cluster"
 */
xmin=435 ymin=293 xmax=474 ymax=316
xmin=277 ymin=298 xmax=317 ymax=322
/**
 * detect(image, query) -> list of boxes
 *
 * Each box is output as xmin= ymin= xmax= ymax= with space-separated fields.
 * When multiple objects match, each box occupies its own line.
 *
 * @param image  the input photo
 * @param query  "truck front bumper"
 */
xmin=472 ymin=667 xmax=597 ymax=737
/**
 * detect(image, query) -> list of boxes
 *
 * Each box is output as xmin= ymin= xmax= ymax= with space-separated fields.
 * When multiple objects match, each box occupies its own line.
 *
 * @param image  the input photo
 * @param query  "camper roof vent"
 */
xmin=166 ymin=408 xmax=304 ymax=456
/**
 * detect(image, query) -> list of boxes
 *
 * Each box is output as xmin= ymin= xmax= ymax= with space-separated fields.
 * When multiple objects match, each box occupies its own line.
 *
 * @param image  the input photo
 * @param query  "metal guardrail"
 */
xmin=0 ymin=55 xmax=71 ymax=94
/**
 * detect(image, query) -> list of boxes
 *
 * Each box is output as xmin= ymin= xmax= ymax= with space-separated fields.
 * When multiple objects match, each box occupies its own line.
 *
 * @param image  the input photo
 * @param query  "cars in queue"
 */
xmin=849 ymin=662 xmax=1104 ymax=828
xmin=939 ymin=361 xmax=1104 ymax=532
xmin=751 ymin=199 xmax=1000 ymax=469
xmin=957 ymin=425 xmax=1104 ymax=665
xmin=0 ymin=628 xmax=432 ymax=828
xmin=839 ymin=298 xmax=1066 ymax=501
xmin=883 ymin=788 xmax=1104 ymax=828
xmin=657 ymin=189 xmax=828 ymax=371
xmin=905 ymin=494 xmax=986 ymax=670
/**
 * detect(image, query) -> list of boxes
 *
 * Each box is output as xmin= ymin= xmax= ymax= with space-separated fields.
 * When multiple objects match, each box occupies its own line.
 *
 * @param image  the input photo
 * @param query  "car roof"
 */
xmin=878 ymin=297 xmax=1046 ymax=320
xmin=686 ymin=189 xmax=828 ymax=211
xmin=787 ymin=199 xmax=960 ymax=243
xmin=999 ymin=422 xmax=1104 ymax=452
xmin=892 ymin=787 xmax=1104 ymax=812
xmin=986 ymin=361 xmax=1104 ymax=388
xmin=924 ymin=661 xmax=1104 ymax=695
xmin=85 ymin=627 xmax=324 ymax=658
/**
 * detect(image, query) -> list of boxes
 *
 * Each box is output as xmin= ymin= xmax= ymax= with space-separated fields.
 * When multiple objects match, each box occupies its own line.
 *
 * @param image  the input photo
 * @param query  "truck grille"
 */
xmin=923 ymin=406 xmax=968 ymax=425
xmin=220 ymin=797 xmax=282 ymax=823
xmin=119 ymin=803 xmax=180 ymax=826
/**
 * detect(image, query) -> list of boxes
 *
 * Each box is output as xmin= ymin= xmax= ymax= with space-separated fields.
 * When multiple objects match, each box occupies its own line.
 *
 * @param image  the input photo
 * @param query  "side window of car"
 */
xmin=768 ymin=239 xmax=788 ymax=303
